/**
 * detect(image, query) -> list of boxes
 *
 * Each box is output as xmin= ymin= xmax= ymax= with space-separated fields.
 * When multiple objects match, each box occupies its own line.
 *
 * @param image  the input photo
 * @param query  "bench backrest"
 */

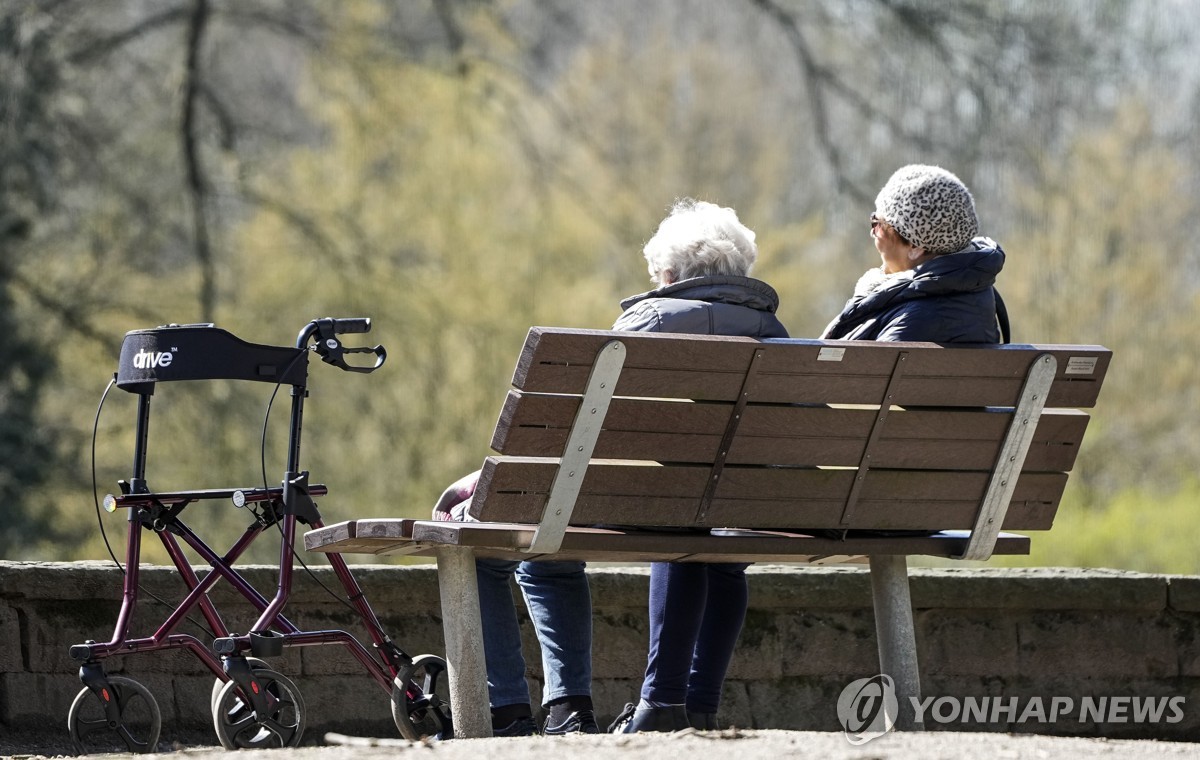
xmin=467 ymin=328 xmax=1110 ymax=558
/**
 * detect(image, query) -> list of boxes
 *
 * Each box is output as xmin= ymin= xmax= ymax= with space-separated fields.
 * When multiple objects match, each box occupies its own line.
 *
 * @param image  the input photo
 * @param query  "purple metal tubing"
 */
xmin=87 ymin=518 xmax=224 ymax=677
xmin=109 ymin=484 xmax=327 ymax=510
xmin=255 ymin=629 xmax=395 ymax=693
xmin=98 ymin=476 xmax=400 ymax=695
xmin=224 ymin=515 xmax=401 ymax=694
xmin=90 ymin=633 xmax=224 ymax=676
xmin=157 ymin=527 xmax=228 ymax=640
xmin=89 ymin=512 xmax=305 ymax=680
xmin=107 ymin=513 xmax=143 ymax=645
xmin=252 ymin=514 xmax=298 ymax=633
xmin=322 ymin=534 xmax=397 ymax=662
xmin=173 ymin=519 xmax=300 ymax=634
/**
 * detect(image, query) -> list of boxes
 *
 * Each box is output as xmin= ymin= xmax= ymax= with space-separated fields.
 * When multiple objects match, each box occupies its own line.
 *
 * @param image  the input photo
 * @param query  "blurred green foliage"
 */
xmin=1006 ymin=481 xmax=1200 ymax=575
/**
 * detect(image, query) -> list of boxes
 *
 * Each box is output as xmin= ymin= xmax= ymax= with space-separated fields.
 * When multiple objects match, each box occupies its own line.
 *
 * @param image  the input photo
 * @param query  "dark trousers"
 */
xmin=640 ymin=561 xmax=750 ymax=713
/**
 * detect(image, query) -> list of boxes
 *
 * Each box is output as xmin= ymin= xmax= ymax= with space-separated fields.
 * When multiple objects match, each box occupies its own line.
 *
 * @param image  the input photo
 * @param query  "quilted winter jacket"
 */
xmin=821 ymin=239 xmax=1005 ymax=343
xmin=613 ymin=275 xmax=789 ymax=338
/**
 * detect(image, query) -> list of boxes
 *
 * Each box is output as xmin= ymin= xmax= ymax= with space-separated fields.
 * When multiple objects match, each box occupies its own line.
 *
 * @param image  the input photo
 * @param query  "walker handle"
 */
xmin=301 ymin=317 xmax=387 ymax=374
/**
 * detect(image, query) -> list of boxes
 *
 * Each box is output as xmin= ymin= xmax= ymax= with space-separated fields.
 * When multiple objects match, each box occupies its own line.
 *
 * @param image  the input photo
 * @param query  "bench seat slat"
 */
xmin=513 ymin=328 xmax=1110 ymax=408
xmin=303 ymin=519 xmax=1032 ymax=561
xmin=492 ymin=392 xmax=1089 ymax=472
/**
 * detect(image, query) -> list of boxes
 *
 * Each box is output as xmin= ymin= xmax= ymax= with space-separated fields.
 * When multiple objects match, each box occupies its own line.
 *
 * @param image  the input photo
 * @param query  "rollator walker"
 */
xmin=66 ymin=318 xmax=451 ymax=752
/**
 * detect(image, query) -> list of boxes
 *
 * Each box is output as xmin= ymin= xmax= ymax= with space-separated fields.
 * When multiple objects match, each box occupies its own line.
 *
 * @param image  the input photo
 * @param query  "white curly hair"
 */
xmin=642 ymin=198 xmax=758 ymax=286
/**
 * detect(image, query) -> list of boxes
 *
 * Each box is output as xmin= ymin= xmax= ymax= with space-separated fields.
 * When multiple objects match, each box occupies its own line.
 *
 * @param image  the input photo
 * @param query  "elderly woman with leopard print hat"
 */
xmin=821 ymin=164 xmax=1008 ymax=344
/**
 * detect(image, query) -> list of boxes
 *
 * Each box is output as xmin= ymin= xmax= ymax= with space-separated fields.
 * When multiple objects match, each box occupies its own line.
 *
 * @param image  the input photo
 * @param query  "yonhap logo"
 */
xmin=836 ymin=675 xmax=1186 ymax=744
xmin=837 ymin=674 xmax=898 ymax=745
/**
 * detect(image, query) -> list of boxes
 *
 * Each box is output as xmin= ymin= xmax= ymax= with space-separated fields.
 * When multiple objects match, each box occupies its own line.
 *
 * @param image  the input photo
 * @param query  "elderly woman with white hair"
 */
xmin=610 ymin=198 xmax=789 ymax=734
xmin=613 ymin=198 xmax=789 ymax=338
xmin=432 ymin=198 xmax=788 ymax=737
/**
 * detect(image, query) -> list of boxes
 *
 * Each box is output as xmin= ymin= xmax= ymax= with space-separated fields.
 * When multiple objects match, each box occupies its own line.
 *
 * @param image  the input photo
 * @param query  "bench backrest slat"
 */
xmin=471 ymin=458 xmax=1064 ymax=531
xmin=492 ymin=392 xmax=1089 ymax=472
xmin=513 ymin=328 xmax=1109 ymax=408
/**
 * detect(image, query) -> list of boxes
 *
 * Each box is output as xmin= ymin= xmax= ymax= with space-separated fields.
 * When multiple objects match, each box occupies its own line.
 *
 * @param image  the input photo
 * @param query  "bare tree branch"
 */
xmin=0 ymin=257 xmax=121 ymax=355
xmin=182 ymin=0 xmax=216 ymax=322
xmin=68 ymin=7 xmax=190 ymax=64
xmin=432 ymin=0 xmax=465 ymax=55
xmin=747 ymin=0 xmax=867 ymax=203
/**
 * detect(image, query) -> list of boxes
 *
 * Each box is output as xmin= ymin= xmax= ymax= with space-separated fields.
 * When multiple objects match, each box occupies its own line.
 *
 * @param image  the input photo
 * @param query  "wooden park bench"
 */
xmin=304 ymin=327 xmax=1111 ymax=737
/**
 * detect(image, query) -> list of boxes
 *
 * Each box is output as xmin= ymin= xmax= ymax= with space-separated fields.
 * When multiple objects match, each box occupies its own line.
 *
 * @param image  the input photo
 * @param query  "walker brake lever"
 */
xmin=317 ymin=339 xmax=387 ymax=373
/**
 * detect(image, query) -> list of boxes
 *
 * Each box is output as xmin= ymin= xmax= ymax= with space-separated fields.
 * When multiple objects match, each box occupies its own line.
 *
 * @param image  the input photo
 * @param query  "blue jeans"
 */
xmin=640 ymin=561 xmax=749 ymax=714
xmin=476 ymin=558 xmax=592 ymax=708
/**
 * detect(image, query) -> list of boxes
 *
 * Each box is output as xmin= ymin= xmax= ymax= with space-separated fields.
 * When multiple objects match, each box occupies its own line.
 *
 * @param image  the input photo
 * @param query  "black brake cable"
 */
xmin=260 ymin=345 xmax=363 ymax=616
xmin=91 ymin=376 xmax=216 ymax=640
xmin=91 ymin=377 xmax=125 ymax=571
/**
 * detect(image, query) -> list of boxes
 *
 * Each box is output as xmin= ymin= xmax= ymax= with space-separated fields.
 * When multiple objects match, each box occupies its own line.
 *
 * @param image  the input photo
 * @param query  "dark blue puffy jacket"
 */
xmin=821 ymin=239 xmax=1004 ymax=343
xmin=613 ymin=275 xmax=789 ymax=338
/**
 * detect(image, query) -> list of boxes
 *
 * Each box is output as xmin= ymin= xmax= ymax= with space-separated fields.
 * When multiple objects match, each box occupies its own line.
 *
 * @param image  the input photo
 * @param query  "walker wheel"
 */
xmin=209 ymin=656 xmax=269 ymax=716
xmin=391 ymin=654 xmax=453 ymax=740
xmin=211 ymin=667 xmax=305 ymax=749
xmin=67 ymin=675 xmax=162 ymax=754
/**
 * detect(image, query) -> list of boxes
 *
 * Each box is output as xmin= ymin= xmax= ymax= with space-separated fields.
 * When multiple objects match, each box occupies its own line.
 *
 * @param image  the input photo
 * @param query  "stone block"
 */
xmin=1 ymin=671 xmax=82 ymax=725
xmin=919 ymin=610 xmax=1020 ymax=676
xmin=0 ymin=561 xmax=125 ymax=602
xmin=0 ymin=604 xmax=20 ymax=673
xmin=1169 ymin=614 xmax=1200 ymax=678
xmin=771 ymin=609 xmax=878 ymax=678
xmin=909 ymin=567 xmax=1169 ymax=612
xmin=1016 ymin=610 xmax=1176 ymax=679
xmin=591 ymin=608 xmax=649 ymax=678
xmin=745 ymin=566 xmax=873 ymax=610
xmin=726 ymin=609 xmax=787 ymax=680
xmin=746 ymin=676 xmax=848 ymax=730
xmin=714 ymin=678 xmax=752 ymax=728
xmin=295 ymin=673 xmax=395 ymax=736
xmin=1166 ymin=576 xmax=1200 ymax=612
xmin=25 ymin=599 xmax=121 ymax=674
xmin=167 ymin=672 xmax=220 ymax=732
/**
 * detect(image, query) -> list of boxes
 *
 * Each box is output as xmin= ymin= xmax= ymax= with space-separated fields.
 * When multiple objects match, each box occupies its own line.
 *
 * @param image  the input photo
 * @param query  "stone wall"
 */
xmin=2 ymin=560 xmax=1198 ymax=743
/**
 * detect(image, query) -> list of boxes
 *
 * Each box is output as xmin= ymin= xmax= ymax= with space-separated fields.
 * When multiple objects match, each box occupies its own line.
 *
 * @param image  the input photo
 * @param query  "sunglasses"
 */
xmin=870 ymin=213 xmax=885 ymax=231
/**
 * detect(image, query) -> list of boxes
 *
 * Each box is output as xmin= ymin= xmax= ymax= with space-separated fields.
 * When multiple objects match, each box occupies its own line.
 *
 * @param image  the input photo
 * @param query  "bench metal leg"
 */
xmin=869 ymin=554 xmax=923 ymax=731
xmin=435 ymin=546 xmax=492 ymax=738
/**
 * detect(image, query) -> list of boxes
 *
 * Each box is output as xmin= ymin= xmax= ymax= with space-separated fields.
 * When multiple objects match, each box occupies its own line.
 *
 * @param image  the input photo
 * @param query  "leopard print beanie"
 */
xmin=874 ymin=165 xmax=979 ymax=254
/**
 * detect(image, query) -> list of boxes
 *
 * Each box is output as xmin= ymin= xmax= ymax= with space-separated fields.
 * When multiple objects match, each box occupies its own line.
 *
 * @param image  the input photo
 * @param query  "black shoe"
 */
xmin=544 ymin=709 xmax=600 ymax=735
xmin=687 ymin=712 xmax=719 ymax=730
xmin=609 ymin=703 xmax=690 ymax=733
xmin=608 ymin=703 xmax=637 ymax=733
xmin=493 ymin=716 xmax=540 ymax=737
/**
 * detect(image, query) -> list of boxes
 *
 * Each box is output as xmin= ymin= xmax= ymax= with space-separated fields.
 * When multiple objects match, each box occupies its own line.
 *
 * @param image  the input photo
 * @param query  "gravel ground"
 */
xmin=3 ymin=727 xmax=1197 ymax=760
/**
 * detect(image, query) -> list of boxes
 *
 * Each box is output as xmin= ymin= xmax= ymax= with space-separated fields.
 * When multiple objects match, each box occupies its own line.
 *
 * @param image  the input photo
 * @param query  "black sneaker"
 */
xmin=607 ymin=703 xmax=637 ymax=733
xmin=687 ymin=711 xmax=719 ymax=730
xmin=493 ymin=716 xmax=540 ymax=737
xmin=609 ymin=703 xmax=690 ymax=733
xmin=544 ymin=709 xmax=600 ymax=735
